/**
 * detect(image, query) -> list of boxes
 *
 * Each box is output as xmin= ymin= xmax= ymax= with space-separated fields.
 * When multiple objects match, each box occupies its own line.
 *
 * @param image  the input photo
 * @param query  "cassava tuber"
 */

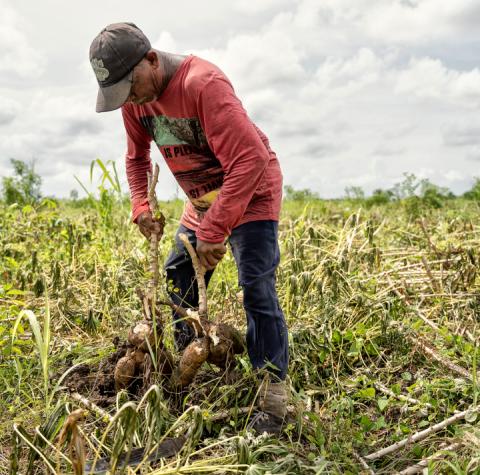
xmin=128 ymin=321 xmax=153 ymax=349
xmin=207 ymin=322 xmax=245 ymax=368
xmin=162 ymin=300 xmax=245 ymax=370
xmin=114 ymin=353 xmax=136 ymax=391
xmin=174 ymin=337 xmax=209 ymax=388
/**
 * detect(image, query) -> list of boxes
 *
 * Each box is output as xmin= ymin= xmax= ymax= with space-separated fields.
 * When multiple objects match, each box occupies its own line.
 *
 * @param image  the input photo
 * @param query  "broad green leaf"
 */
xmin=377 ymin=398 xmax=389 ymax=412
xmin=357 ymin=387 xmax=376 ymax=400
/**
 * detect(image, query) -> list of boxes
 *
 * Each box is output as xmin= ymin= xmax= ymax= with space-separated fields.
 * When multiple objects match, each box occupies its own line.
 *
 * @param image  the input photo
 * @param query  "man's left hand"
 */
xmin=196 ymin=239 xmax=227 ymax=271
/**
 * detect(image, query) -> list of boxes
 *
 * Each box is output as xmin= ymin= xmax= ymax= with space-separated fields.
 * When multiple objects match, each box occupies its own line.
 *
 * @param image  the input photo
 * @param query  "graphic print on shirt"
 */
xmin=144 ymin=115 xmax=209 ymax=148
xmin=139 ymin=114 xmax=223 ymax=214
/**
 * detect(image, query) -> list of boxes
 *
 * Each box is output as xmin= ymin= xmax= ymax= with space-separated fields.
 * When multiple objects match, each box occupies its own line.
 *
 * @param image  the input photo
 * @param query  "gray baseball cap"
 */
xmin=90 ymin=23 xmax=151 ymax=112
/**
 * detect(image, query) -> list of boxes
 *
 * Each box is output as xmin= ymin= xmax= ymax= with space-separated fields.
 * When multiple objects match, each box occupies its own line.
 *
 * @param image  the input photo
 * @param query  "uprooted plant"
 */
xmin=111 ymin=163 xmax=245 ymax=393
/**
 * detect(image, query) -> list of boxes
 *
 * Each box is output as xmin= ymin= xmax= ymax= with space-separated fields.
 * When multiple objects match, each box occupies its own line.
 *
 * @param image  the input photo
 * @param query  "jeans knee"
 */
xmin=242 ymin=280 xmax=280 ymax=315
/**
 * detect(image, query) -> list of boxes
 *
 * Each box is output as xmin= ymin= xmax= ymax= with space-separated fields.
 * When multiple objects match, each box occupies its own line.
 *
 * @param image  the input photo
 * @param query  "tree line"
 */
xmin=2 ymin=158 xmax=480 ymax=207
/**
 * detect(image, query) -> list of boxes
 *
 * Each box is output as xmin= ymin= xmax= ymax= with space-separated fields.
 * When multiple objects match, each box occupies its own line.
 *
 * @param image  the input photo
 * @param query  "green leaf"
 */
xmin=377 ymin=398 xmax=389 ymax=412
xmin=356 ymin=387 xmax=376 ymax=400
xmin=359 ymin=415 xmax=374 ymax=432
xmin=74 ymin=174 xmax=93 ymax=199
xmin=374 ymin=416 xmax=386 ymax=430
xmin=412 ymin=444 xmax=423 ymax=457
xmin=348 ymin=340 xmax=361 ymax=356
xmin=6 ymin=289 xmax=25 ymax=296
xmin=344 ymin=330 xmax=354 ymax=341
xmin=365 ymin=342 xmax=380 ymax=356
xmin=464 ymin=342 xmax=474 ymax=354
xmin=390 ymin=383 xmax=401 ymax=395
xmin=401 ymin=371 xmax=412 ymax=381
xmin=400 ymin=423 xmax=410 ymax=434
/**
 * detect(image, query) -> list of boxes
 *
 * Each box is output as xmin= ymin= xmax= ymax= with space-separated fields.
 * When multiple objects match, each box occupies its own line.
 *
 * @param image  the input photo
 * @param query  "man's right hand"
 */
xmin=137 ymin=211 xmax=164 ymax=240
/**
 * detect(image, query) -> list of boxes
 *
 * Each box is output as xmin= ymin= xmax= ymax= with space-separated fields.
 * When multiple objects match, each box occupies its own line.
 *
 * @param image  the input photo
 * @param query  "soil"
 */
xmin=63 ymin=339 xmax=132 ymax=406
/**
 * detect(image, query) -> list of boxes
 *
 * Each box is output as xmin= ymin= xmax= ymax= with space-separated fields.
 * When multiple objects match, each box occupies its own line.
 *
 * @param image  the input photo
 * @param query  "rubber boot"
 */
xmin=249 ymin=379 xmax=288 ymax=435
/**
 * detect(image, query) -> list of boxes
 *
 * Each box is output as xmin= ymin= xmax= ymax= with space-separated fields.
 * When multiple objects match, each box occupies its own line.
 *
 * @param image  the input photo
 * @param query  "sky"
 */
xmin=1 ymin=0 xmax=480 ymax=200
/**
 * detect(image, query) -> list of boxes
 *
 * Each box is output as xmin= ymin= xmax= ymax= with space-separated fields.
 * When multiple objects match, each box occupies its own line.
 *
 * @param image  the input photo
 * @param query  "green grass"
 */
xmin=1 ymin=195 xmax=480 ymax=473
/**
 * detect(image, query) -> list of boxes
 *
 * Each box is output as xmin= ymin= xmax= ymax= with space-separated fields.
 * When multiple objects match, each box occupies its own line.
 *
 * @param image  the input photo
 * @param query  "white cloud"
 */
xmin=0 ymin=95 xmax=20 ymax=125
xmin=310 ymin=0 xmax=480 ymax=45
xmin=233 ymin=0 xmax=295 ymax=14
xmin=395 ymin=57 xmax=480 ymax=108
xmin=363 ymin=1 xmax=455 ymax=43
xmin=442 ymin=123 xmax=480 ymax=147
xmin=310 ymin=48 xmax=386 ymax=98
xmin=444 ymin=169 xmax=466 ymax=182
xmin=0 ymin=4 xmax=45 ymax=82
xmin=152 ymin=31 xmax=178 ymax=52
xmin=191 ymin=20 xmax=306 ymax=97
xmin=1 ymin=0 xmax=480 ymax=200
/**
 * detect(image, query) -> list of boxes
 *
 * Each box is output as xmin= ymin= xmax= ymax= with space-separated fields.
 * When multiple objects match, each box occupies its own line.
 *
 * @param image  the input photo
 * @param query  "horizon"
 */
xmin=2 ymin=157 xmax=474 ymax=202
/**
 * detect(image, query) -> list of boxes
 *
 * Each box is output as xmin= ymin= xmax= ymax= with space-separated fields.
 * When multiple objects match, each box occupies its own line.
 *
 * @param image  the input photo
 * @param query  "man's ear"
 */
xmin=145 ymin=50 xmax=159 ymax=68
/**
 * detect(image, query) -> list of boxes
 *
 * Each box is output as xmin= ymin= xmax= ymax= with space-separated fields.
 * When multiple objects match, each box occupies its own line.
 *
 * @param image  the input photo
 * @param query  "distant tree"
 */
xmin=366 ymin=188 xmax=394 ymax=207
xmin=390 ymin=173 xmax=453 ymax=204
xmin=391 ymin=173 xmax=419 ymax=200
xmin=2 ymin=159 xmax=42 ymax=205
xmin=463 ymin=178 xmax=480 ymax=200
xmin=418 ymin=178 xmax=452 ymax=197
xmin=418 ymin=179 xmax=454 ymax=208
xmin=70 ymin=189 xmax=79 ymax=201
xmin=344 ymin=186 xmax=365 ymax=200
xmin=284 ymin=185 xmax=319 ymax=201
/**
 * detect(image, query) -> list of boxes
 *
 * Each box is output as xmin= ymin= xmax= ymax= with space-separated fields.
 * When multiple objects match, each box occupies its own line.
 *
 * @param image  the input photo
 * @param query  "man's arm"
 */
xmin=121 ymin=105 xmax=154 ymax=227
xmin=195 ymin=75 xmax=272 ymax=244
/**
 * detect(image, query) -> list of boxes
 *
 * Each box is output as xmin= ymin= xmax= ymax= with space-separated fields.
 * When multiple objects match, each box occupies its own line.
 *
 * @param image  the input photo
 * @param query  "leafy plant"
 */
xmin=1 ymin=158 xmax=42 ymax=205
xmin=463 ymin=178 xmax=480 ymax=201
xmin=284 ymin=185 xmax=320 ymax=201
xmin=75 ymin=158 xmax=124 ymax=230
xmin=12 ymin=302 xmax=51 ymax=405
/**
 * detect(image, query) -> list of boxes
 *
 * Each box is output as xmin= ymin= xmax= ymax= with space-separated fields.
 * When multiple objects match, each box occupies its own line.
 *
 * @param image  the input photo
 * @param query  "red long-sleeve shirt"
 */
xmin=122 ymin=55 xmax=282 ymax=243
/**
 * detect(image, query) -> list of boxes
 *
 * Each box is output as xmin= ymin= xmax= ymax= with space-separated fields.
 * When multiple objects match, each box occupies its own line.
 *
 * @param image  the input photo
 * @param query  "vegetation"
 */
xmin=343 ymin=173 xmax=457 ymax=215
xmin=1 ymin=159 xmax=42 ymax=206
xmin=284 ymin=185 xmax=320 ymax=202
xmin=1 ymin=162 xmax=480 ymax=473
xmin=463 ymin=178 xmax=480 ymax=201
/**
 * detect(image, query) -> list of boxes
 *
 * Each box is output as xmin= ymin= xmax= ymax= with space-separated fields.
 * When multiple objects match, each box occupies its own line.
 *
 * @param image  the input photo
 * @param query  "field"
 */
xmin=1 ymin=183 xmax=480 ymax=473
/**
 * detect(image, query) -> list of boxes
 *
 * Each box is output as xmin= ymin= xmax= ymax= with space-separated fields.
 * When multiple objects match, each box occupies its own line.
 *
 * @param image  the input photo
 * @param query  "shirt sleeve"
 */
xmin=194 ymin=75 xmax=271 ymax=243
xmin=121 ymin=105 xmax=152 ymax=222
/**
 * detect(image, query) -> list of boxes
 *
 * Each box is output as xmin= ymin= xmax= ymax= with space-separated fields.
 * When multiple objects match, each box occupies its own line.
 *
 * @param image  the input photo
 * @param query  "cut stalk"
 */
xmin=373 ymin=381 xmax=433 ymax=409
xmin=178 ymin=233 xmax=207 ymax=318
xmin=365 ymin=404 xmax=480 ymax=461
xmin=146 ymin=163 xmax=164 ymax=302
xmin=398 ymin=442 xmax=462 ymax=474
xmin=70 ymin=392 xmax=112 ymax=422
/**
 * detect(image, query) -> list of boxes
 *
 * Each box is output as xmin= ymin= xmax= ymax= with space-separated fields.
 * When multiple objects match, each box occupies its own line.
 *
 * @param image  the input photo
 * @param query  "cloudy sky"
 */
xmin=1 ymin=0 xmax=480 ymax=200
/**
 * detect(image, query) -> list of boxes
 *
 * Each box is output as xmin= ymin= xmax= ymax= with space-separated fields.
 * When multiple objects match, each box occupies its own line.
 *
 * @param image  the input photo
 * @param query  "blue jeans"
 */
xmin=165 ymin=220 xmax=289 ymax=380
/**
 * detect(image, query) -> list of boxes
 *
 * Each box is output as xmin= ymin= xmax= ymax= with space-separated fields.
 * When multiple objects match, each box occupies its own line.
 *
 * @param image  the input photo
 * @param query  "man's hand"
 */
xmin=196 ymin=239 xmax=227 ymax=271
xmin=137 ymin=211 xmax=164 ymax=240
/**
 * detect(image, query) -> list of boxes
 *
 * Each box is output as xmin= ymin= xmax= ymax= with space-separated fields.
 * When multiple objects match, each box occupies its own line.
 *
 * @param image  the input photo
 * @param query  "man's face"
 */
xmin=126 ymin=58 xmax=158 ymax=105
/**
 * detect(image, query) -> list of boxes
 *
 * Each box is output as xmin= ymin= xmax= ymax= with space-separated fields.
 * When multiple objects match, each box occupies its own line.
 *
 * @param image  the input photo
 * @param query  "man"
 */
xmin=90 ymin=22 xmax=289 ymax=434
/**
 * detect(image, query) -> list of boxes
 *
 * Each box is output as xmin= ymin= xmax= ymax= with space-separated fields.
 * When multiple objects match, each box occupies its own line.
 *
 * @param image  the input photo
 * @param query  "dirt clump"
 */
xmin=63 ymin=339 xmax=128 ymax=406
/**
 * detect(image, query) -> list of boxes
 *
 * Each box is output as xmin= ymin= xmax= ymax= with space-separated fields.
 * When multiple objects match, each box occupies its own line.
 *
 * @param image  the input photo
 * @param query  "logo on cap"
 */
xmin=91 ymin=58 xmax=110 ymax=82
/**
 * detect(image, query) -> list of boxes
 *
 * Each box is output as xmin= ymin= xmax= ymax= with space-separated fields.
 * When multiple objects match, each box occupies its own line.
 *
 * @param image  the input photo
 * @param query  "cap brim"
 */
xmin=95 ymin=70 xmax=133 ymax=112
